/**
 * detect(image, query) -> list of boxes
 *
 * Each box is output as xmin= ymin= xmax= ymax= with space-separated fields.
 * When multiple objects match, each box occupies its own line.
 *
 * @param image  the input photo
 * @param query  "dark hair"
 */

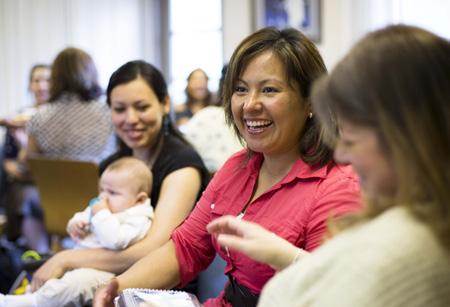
xmin=106 ymin=60 xmax=186 ymax=147
xmin=184 ymin=68 xmax=213 ymax=107
xmin=216 ymin=64 xmax=229 ymax=105
xmin=312 ymin=25 xmax=450 ymax=246
xmin=49 ymin=47 xmax=102 ymax=101
xmin=29 ymin=64 xmax=50 ymax=84
xmin=222 ymin=27 xmax=330 ymax=166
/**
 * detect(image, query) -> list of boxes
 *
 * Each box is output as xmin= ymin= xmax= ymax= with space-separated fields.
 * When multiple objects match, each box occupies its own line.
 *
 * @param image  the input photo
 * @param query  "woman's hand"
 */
xmin=93 ymin=278 xmax=119 ymax=307
xmin=207 ymin=215 xmax=308 ymax=271
xmin=31 ymin=251 xmax=68 ymax=291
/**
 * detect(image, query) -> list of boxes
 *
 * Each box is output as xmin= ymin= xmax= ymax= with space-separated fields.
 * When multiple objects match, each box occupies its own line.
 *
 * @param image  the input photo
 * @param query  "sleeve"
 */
xmin=66 ymin=207 xmax=91 ymax=231
xmin=161 ymin=143 xmax=207 ymax=176
xmin=170 ymin=171 xmax=221 ymax=287
xmin=151 ymin=137 xmax=209 ymax=204
xmin=258 ymin=250 xmax=378 ymax=307
xmin=90 ymin=208 xmax=151 ymax=250
xmin=304 ymin=171 xmax=361 ymax=251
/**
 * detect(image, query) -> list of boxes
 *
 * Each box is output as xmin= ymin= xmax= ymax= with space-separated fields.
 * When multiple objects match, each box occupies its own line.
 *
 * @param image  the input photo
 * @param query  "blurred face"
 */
xmin=30 ymin=67 xmax=50 ymax=104
xmin=334 ymin=119 xmax=397 ymax=200
xmin=99 ymin=169 xmax=142 ymax=213
xmin=231 ymin=52 xmax=309 ymax=156
xmin=110 ymin=78 xmax=169 ymax=152
xmin=188 ymin=70 xmax=209 ymax=100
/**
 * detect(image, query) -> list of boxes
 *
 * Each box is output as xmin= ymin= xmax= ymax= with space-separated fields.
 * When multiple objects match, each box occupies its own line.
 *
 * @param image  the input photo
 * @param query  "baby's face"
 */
xmin=99 ymin=170 xmax=142 ymax=213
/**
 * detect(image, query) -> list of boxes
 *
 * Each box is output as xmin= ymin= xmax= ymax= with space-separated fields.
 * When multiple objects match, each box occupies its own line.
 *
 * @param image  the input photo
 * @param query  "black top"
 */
xmin=99 ymin=134 xmax=209 ymax=208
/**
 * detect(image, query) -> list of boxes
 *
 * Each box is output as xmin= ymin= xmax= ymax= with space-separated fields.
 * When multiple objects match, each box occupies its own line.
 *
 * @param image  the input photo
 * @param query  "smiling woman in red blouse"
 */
xmin=94 ymin=27 xmax=361 ymax=307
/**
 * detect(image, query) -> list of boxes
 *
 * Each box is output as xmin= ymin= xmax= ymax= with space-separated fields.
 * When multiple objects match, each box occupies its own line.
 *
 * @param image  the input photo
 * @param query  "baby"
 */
xmin=0 ymin=157 xmax=154 ymax=307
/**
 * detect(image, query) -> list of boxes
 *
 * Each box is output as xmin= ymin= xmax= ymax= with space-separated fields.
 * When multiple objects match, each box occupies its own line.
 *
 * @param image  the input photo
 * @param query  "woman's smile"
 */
xmin=231 ymin=51 xmax=309 ymax=156
xmin=244 ymin=119 xmax=274 ymax=135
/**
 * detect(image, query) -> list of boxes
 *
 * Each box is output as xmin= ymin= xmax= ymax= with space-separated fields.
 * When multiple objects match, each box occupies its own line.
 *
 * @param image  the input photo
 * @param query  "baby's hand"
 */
xmin=67 ymin=221 xmax=89 ymax=241
xmin=91 ymin=198 xmax=109 ymax=216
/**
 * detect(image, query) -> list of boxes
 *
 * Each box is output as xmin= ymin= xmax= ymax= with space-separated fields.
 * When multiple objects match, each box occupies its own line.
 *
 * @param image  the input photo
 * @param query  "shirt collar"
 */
xmin=247 ymin=152 xmax=329 ymax=182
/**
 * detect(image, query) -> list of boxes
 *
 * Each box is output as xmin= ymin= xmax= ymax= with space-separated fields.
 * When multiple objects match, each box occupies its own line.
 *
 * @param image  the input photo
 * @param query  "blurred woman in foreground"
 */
xmin=209 ymin=25 xmax=450 ymax=307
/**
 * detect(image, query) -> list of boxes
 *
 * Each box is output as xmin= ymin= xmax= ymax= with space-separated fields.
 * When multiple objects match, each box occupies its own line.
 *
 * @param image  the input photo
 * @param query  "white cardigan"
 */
xmin=259 ymin=206 xmax=450 ymax=307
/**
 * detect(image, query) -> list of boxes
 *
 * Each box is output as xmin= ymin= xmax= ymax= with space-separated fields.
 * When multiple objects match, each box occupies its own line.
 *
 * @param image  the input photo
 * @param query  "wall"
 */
xmin=221 ymin=0 xmax=386 ymax=70
xmin=316 ymin=0 xmax=450 ymax=69
xmin=0 ymin=0 xmax=159 ymax=119
xmin=222 ymin=0 xmax=253 ymax=62
xmin=1 ymin=0 xmax=449 ymax=120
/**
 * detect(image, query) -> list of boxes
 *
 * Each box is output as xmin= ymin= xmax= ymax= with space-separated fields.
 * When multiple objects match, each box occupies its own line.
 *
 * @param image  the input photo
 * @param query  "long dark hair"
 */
xmin=222 ymin=27 xmax=330 ymax=166
xmin=106 ymin=60 xmax=187 ymax=150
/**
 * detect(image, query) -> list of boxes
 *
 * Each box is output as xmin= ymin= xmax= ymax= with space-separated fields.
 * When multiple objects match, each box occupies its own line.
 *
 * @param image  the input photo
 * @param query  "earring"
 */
xmin=163 ymin=115 xmax=170 ymax=136
xmin=308 ymin=112 xmax=313 ymax=119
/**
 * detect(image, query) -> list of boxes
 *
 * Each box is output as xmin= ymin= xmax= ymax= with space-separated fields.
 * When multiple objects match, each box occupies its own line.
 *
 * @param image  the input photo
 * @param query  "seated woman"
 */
xmin=94 ymin=27 xmax=361 ymax=307
xmin=31 ymin=60 xmax=210 ymax=295
xmin=209 ymin=25 xmax=450 ymax=306
xmin=175 ymin=68 xmax=213 ymax=127
xmin=21 ymin=48 xmax=115 ymax=253
xmin=183 ymin=64 xmax=243 ymax=174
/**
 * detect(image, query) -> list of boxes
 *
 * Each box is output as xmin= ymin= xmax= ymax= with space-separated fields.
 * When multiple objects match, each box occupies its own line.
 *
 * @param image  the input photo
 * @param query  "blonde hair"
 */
xmin=312 ymin=25 xmax=450 ymax=247
xmin=105 ymin=157 xmax=153 ymax=195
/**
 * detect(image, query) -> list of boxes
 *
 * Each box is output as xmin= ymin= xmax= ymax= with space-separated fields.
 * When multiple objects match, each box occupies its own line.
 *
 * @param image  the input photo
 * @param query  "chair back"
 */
xmin=27 ymin=158 xmax=99 ymax=238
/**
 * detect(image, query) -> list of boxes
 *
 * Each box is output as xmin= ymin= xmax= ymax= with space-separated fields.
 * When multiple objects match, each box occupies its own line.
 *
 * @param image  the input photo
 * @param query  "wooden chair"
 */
xmin=27 ymin=157 xmax=99 ymax=250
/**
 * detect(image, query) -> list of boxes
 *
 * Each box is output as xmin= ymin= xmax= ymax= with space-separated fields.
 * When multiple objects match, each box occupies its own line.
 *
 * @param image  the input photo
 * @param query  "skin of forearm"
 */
xmin=116 ymin=240 xmax=181 ymax=291
xmin=269 ymin=241 xmax=309 ymax=271
xmin=62 ymin=230 xmax=169 ymax=274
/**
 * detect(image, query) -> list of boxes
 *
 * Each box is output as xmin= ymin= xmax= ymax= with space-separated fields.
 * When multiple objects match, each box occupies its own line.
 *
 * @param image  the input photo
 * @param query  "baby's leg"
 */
xmin=35 ymin=268 xmax=115 ymax=307
xmin=0 ymin=292 xmax=37 ymax=307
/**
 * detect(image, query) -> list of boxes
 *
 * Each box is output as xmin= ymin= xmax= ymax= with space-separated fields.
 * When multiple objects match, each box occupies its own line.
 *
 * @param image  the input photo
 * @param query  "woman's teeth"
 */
xmin=246 ymin=120 xmax=272 ymax=128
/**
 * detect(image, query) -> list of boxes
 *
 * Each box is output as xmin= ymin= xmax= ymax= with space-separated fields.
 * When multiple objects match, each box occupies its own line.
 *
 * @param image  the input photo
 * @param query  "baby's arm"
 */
xmin=91 ymin=204 xmax=153 ymax=250
xmin=66 ymin=207 xmax=91 ymax=241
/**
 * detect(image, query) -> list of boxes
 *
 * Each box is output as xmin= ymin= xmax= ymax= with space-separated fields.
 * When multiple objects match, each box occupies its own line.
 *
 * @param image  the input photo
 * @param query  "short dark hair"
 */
xmin=222 ymin=27 xmax=330 ymax=166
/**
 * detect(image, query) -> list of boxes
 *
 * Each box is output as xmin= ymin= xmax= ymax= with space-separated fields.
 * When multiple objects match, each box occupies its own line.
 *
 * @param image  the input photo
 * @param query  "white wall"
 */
xmin=318 ymin=0 xmax=450 ymax=70
xmin=222 ymin=0 xmax=253 ymax=62
xmin=0 ymin=0 xmax=159 ymax=119
xmin=1 ymin=0 xmax=449 ymax=119
xmin=221 ymin=0 xmax=394 ymax=70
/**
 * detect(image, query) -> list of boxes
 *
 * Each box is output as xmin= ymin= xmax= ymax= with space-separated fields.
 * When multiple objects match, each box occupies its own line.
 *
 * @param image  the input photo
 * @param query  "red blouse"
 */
xmin=171 ymin=150 xmax=361 ymax=306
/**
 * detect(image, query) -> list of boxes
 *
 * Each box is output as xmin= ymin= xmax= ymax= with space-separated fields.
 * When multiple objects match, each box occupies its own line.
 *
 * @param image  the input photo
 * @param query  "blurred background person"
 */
xmin=26 ymin=47 xmax=115 ymax=162
xmin=0 ymin=64 xmax=50 ymax=243
xmin=175 ymin=68 xmax=214 ymax=127
xmin=21 ymin=47 xmax=115 ymax=253
xmin=182 ymin=64 xmax=243 ymax=174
